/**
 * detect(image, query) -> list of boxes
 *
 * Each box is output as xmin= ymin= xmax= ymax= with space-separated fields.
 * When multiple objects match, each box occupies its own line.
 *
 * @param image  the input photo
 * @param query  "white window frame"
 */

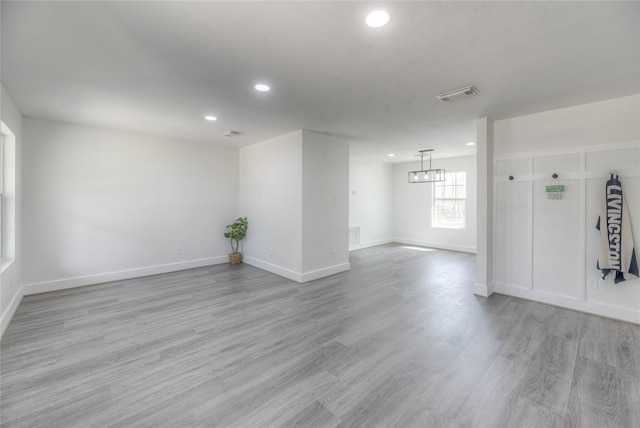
xmin=0 ymin=121 xmax=16 ymax=267
xmin=432 ymin=171 xmax=467 ymax=229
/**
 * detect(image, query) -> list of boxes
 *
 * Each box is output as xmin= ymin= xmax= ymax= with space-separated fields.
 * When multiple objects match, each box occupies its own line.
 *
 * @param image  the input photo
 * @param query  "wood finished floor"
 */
xmin=1 ymin=244 xmax=639 ymax=427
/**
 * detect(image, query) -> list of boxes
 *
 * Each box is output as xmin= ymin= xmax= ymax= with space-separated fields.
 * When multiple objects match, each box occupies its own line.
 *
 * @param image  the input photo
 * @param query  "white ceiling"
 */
xmin=2 ymin=1 xmax=638 ymax=163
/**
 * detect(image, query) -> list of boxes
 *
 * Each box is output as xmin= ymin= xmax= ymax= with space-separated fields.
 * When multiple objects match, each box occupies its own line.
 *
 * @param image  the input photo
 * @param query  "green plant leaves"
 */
xmin=224 ymin=217 xmax=248 ymax=253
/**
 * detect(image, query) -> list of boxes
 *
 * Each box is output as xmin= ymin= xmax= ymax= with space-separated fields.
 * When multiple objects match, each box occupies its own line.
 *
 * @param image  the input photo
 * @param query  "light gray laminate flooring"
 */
xmin=1 ymin=244 xmax=639 ymax=427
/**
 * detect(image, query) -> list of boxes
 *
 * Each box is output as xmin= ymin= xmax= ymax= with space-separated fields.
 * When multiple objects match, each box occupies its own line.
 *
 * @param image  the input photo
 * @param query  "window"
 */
xmin=0 ymin=122 xmax=16 ymax=265
xmin=433 ymin=171 xmax=466 ymax=229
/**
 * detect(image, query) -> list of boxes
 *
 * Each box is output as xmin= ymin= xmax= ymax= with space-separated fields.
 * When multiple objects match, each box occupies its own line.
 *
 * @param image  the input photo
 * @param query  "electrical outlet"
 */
xmin=588 ymin=278 xmax=597 ymax=289
xmin=331 ymin=249 xmax=337 ymax=258
xmin=269 ymin=247 xmax=273 ymax=256
xmin=174 ymin=247 xmax=181 ymax=255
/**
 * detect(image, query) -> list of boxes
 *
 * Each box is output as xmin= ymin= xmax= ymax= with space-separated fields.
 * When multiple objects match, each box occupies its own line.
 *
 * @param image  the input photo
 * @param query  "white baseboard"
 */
xmin=20 ymin=257 xmax=227 ymax=297
xmin=243 ymin=257 xmax=303 ymax=282
xmin=301 ymin=262 xmax=350 ymax=283
xmin=1 ymin=287 xmax=24 ymax=338
xmin=474 ymin=282 xmax=494 ymax=298
xmin=243 ymin=257 xmax=350 ymax=283
xmin=393 ymin=238 xmax=476 ymax=254
xmin=495 ymin=282 xmax=640 ymax=325
xmin=349 ymin=237 xmax=393 ymax=251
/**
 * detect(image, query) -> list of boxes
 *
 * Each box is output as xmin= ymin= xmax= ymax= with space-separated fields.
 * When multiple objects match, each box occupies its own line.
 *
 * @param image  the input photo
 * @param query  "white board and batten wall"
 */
xmin=493 ymin=94 xmax=640 ymax=324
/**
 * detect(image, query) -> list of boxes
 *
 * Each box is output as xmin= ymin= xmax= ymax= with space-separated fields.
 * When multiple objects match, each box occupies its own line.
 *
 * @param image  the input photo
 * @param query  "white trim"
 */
xmin=474 ymin=282 xmax=494 ymax=298
xmin=0 ymin=122 xmax=13 ymax=136
xmin=394 ymin=237 xmax=476 ymax=254
xmin=494 ymin=139 xmax=640 ymax=161
xmin=526 ymin=176 xmax=534 ymax=290
xmin=578 ymin=164 xmax=587 ymax=302
xmin=0 ymin=258 xmax=14 ymax=275
xmin=0 ymin=286 xmax=23 ymax=338
xmin=301 ymin=263 xmax=350 ymax=283
xmin=243 ymin=257 xmax=303 ymax=282
xmin=243 ymin=256 xmax=350 ymax=283
xmin=495 ymin=282 xmax=640 ymax=325
xmin=349 ymin=237 xmax=393 ymax=251
xmin=495 ymin=169 xmax=640 ymax=183
xmin=21 ymin=257 xmax=227 ymax=296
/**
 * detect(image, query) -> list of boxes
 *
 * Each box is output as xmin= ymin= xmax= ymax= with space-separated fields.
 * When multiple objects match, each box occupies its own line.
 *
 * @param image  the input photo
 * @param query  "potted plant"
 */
xmin=224 ymin=217 xmax=248 ymax=264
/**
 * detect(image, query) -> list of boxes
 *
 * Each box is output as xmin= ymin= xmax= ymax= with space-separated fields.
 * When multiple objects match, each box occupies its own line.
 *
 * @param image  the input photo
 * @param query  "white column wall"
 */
xmin=348 ymin=156 xmax=394 ymax=250
xmin=239 ymin=130 xmax=304 ymax=279
xmin=240 ymin=130 xmax=350 ymax=282
xmin=301 ymin=130 xmax=350 ymax=279
xmin=475 ymin=118 xmax=494 ymax=297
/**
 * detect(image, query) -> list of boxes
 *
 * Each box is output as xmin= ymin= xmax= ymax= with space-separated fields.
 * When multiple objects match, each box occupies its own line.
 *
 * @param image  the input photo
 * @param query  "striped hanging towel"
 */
xmin=596 ymin=173 xmax=639 ymax=284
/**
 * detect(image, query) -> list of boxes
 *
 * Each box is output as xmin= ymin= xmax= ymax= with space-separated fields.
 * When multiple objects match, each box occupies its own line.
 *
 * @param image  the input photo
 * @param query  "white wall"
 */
xmin=240 ymin=129 xmax=350 ymax=282
xmin=494 ymin=94 xmax=639 ymax=155
xmin=22 ymin=117 xmax=239 ymax=293
xmin=493 ymin=95 xmax=640 ymax=324
xmin=1 ymin=84 xmax=23 ymax=335
xmin=301 ymin=130 xmax=349 ymax=276
xmin=239 ymin=130 xmax=303 ymax=278
xmin=393 ymin=155 xmax=477 ymax=253
xmin=348 ymin=156 xmax=393 ymax=250
xmin=475 ymin=117 xmax=494 ymax=298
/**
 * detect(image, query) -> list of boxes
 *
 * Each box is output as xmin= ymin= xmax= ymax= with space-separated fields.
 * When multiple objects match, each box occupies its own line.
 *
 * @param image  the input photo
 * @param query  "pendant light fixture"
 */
xmin=408 ymin=149 xmax=445 ymax=183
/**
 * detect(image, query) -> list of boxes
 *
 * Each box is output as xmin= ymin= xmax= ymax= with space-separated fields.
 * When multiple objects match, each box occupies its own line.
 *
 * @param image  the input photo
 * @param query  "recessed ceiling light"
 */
xmin=254 ymin=84 xmax=270 ymax=92
xmin=388 ymin=154 xmax=395 ymax=157
xmin=466 ymin=142 xmax=475 ymax=146
xmin=204 ymin=115 xmax=217 ymax=121
xmin=366 ymin=10 xmax=389 ymax=28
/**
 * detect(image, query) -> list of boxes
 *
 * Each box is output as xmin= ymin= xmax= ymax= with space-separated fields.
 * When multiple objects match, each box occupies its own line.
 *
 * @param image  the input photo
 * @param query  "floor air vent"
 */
xmin=349 ymin=226 xmax=361 ymax=246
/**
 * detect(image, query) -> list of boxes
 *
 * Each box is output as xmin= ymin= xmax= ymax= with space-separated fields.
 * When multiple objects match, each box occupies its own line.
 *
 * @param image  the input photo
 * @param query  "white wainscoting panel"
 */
xmin=532 ymin=179 xmax=582 ymax=299
xmin=533 ymin=153 xmax=581 ymax=175
xmin=585 ymin=147 xmax=640 ymax=172
xmin=494 ymin=140 xmax=640 ymax=324
xmin=495 ymin=181 xmax=531 ymax=289
xmin=496 ymin=158 xmax=529 ymax=178
xmin=585 ymin=177 xmax=640 ymax=311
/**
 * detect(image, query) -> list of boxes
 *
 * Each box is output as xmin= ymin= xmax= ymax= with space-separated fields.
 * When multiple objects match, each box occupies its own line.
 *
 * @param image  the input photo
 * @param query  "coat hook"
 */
xmin=552 ymin=173 xmax=558 ymax=179
xmin=508 ymin=176 xmax=514 ymax=181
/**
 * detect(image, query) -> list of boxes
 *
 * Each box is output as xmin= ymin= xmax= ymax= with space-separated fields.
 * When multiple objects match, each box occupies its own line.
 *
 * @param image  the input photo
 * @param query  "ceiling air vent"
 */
xmin=223 ymin=130 xmax=241 ymax=137
xmin=436 ymin=86 xmax=479 ymax=103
